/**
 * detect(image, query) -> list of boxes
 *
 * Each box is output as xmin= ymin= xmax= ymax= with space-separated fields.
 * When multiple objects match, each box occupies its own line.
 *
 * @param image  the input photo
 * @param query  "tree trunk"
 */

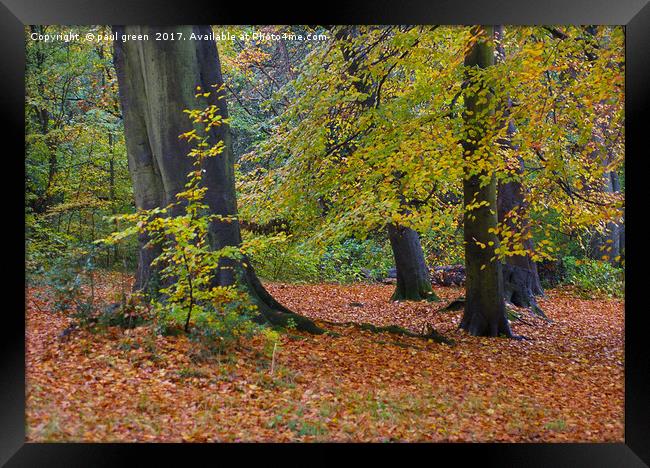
xmin=459 ymin=25 xmax=515 ymax=338
xmin=497 ymin=177 xmax=544 ymax=294
xmin=112 ymin=29 xmax=165 ymax=293
xmin=387 ymin=223 xmax=439 ymax=302
xmin=581 ymin=27 xmax=623 ymax=267
xmin=588 ymin=170 xmax=622 ymax=265
xmin=493 ymin=25 xmax=544 ymax=312
xmin=498 ymin=176 xmax=546 ymax=319
xmin=113 ymin=25 xmax=323 ymax=334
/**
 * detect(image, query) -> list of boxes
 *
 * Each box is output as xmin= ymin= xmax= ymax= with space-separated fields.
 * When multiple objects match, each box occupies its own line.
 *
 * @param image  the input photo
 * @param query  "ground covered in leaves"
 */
xmin=26 ymin=274 xmax=624 ymax=442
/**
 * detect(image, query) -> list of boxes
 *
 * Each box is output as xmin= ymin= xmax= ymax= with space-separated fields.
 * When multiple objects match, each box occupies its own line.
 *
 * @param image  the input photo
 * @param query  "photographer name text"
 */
xmin=29 ymin=30 xmax=329 ymax=43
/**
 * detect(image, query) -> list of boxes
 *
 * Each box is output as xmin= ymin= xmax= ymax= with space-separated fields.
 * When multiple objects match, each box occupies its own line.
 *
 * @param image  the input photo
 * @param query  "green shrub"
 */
xmin=25 ymin=216 xmax=75 ymax=280
xmin=563 ymin=256 xmax=624 ymax=298
xmin=40 ymin=245 xmax=99 ymax=319
xmin=320 ymin=238 xmax=392 ymax=283
xmin=97 ymin=294 xmax=150 ymax=329
xmin=155 ymin=286 xmax=276 ymax=354
xmin=248 ymin=235 xmax=392 ymax=284
xmin=247 ymin=235 xmax=322 ymax=283
xmin=42 ymin=251 xmax=84 ymax=313
xmin=97 ymin=102 xmax=278 ymax=355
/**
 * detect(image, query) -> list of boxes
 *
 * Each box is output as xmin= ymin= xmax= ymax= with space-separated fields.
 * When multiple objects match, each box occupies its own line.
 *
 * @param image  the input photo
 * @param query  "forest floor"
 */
xmin=26 ymin=273 xmax=624 ymax=442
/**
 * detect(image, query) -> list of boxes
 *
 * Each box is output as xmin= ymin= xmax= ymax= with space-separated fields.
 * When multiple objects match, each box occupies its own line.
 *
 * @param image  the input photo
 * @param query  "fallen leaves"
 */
xmin=26 ymin=276 xmax=623 ymax=442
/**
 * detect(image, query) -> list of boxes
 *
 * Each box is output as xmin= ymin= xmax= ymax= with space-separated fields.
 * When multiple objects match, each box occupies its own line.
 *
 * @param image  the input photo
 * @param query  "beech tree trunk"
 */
xmin=497 ymin=174 xmax=544 ymax=302
xmin=498 ymin=178 xmax=545 ymax=312
xmin=459 ymin=26 xmax=515 ymax=338
xmin=113 ymin=25 xmax=323 ymax=334
xmin=588 ymin=170 xmax=622 ymax=265
xmin=493 ymin=25 xmax=544 ymax=316
xmin=387 ymin=224 xmax=438 ymax=301
xmin=581 ymin=26 xmax=623 ymax=266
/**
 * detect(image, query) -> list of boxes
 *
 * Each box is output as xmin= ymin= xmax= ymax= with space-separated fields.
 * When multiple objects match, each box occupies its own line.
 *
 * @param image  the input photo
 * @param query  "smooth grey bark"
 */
xmin=493 ymin=26 xmax=545 ymax=315
xmin=589 ymin=170 xmax=622 ymax=265
xmin=581 ymin=26 xmax=623 ymax=266
xmin=113 ymin=25 xmax=323 ymax=334
xmin=387 ymin=224 xmax=438 ymax=302
xmin=498 ymin=174 xmax=545 ymax=306
xmin=459 ymin=26 xmax=515 ymax=338
xmin=112 ymin=30 xmax=164 ymax=292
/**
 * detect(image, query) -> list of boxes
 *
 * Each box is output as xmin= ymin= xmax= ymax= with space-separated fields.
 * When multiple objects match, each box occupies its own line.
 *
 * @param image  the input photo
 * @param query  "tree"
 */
xmin=242 ymin=26 xmax=440 ymax=301
xmin=235 ymin=24 xmax=622 ymax=325
xmin=459 ymin=26 xmax=515 ymax=338
xmin=581 ymin=26 xmax=624 ymax=266
xmin=508 ymin=26 xmax=624 ymax=268
xmin=497 ymin=170 xmax=546 ymax=312
xmin=493 ymin=26 xmax=545 ymax=315
xmin=334 ymin=26 xmax=437 ymax=302
xmin=112 ymin=25 xmax=323 ymax=334
xmin=25 ymin=25 xmax=130 ymax=274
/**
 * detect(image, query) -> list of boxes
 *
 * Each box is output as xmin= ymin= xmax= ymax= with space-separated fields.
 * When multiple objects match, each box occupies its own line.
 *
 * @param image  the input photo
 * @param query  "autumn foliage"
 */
xmin=25 ymin=25 xmax=625 ymax=443
xmin=26 ymin=273 xmax=623 ymax=442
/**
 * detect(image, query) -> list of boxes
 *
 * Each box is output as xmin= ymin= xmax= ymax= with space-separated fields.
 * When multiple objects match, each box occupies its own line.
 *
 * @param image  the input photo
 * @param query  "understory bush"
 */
xmin=26 ymin=214 xmax=77 ymax=280
xmin=247 ymin=235 xmax=392 ymax=284
xmin=246 ymin=235 xmax=321 ymax=283
xmin=152 ymin=283 xmax=278 ymax=354
xmin=95 ymin=101 xmax=279 ymax=354
xmin=26 ymin=211 xmax=140 ymax=281
xmin=36 ymin=244 xmax=104 ymax=327
xmin=562 ymin=256 xmax=624 ymax=298
xmin=320 ymin=238 xmax=392 ymax=283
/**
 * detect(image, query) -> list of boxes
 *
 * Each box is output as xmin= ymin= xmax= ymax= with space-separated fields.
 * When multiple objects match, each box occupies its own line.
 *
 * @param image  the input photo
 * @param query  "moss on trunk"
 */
xmin=459 ymin=26 xmax=516 ymax=338
xmin=387 ymin=223 xmax=439 ymax=302
xmin=113 ymin=26 xmax=323 ymax=334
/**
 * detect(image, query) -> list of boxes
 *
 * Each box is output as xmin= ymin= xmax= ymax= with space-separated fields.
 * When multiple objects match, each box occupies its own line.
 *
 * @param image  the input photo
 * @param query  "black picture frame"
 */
xmin=3 ymin=0 xmax=649 ymax=465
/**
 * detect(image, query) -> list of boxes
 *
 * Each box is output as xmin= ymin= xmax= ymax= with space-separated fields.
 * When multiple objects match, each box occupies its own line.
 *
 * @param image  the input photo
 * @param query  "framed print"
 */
xmin=2 ymin=0 xmax=649 ymax=465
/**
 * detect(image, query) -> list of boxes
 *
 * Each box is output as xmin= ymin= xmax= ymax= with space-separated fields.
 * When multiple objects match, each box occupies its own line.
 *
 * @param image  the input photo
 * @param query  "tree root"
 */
xmin=441 ymin=297 xmax=465 ymax=311
xmin=506 ymin=307 xmax=534 ymax=327
xmin=253 ymin=306 xmax=326 ymax=335
xmin=391 ymin=289 xmax=441 ymax=302
xmin=247 ymin=266 xmax=326 ymax=335
xmin=530 ymin=303 xmax=552 ymax=322
xmin=509 ymin=333 xmax=530 ymax=341
xmin=444 ymin=295 xmax=549 ymax=326
xmin=321 ymin=320 xmax=454 ymax=345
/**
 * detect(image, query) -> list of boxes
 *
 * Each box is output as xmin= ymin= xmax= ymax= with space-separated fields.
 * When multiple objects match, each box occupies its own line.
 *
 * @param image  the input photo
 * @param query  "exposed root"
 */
xmin=506 ymin=306 xmax=535 ymax=327
xmin=441 ymin=297 xmax=465 ymax=311
xmin=253 ymin=306 xmax=326 ymax=335
xmin=247 ymin=266 xmax=326 ymax=335
xmin=445 ymin=296 xmax=549 ymax=327
xmin=390 ymin=289 xmax=440 ymax=303
xmin=322 ymin=320 xmax=454 ymax=345
xmin=531 ymin=303 xmax=552 ymax=322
